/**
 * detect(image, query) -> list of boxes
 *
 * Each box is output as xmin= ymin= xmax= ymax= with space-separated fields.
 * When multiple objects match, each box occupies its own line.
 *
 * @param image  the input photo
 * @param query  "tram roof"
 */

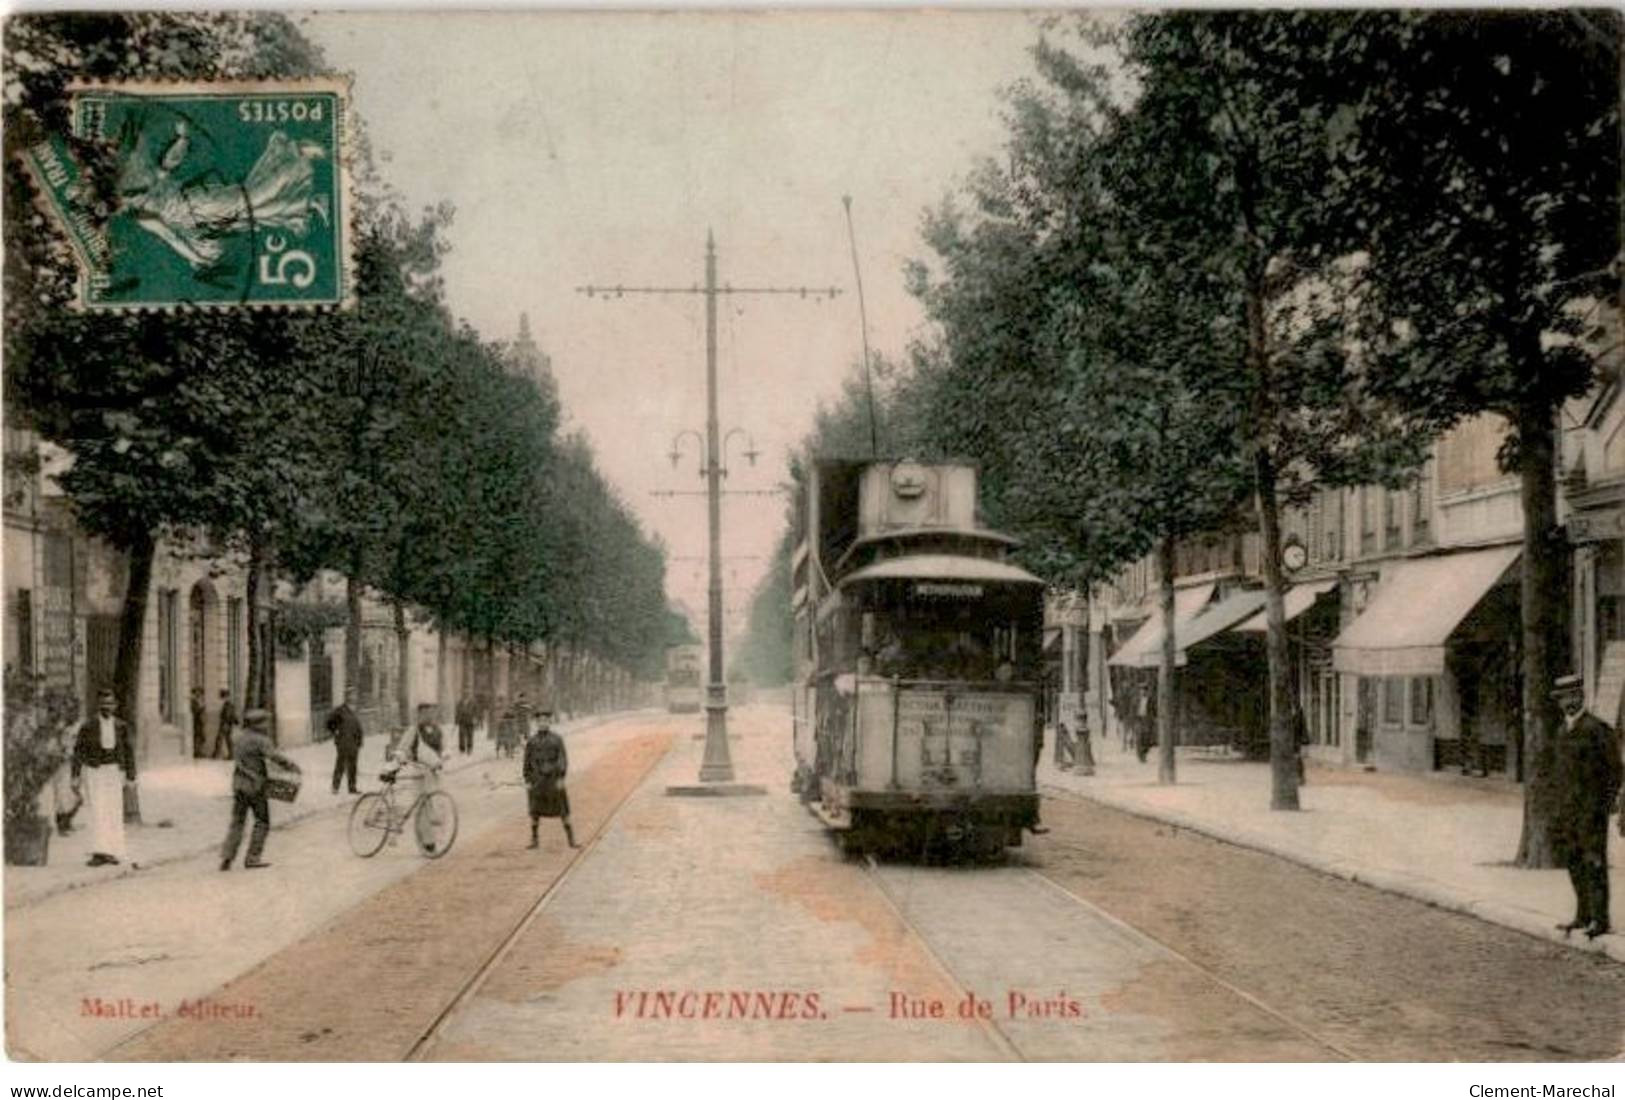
xmin=839 ymin=554 xmax=1044 ymax=588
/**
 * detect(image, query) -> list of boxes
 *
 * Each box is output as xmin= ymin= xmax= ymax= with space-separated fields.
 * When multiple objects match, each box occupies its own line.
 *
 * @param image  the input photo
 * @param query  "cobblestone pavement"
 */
xmin=1028 ymin=796 xmax=1625 ymax=1061
xmin=3 ymin=713 xmax=654 ymax=1062
xmin=416 ymin=707 xmax=1342 ymax=1061
xmin=18 ymin=703 xmax=1621 ymax=1062
xmin=110 ymin=726 xmax=673 ymax=1061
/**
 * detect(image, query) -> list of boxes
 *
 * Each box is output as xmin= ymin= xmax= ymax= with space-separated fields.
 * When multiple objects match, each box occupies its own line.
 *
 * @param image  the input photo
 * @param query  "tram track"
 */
xmin=104 ymin=723 xmax=674 ymax=1062
xmin=861 ymin=851 xmax=1356 ymax=1061
xmin=403 ymin=735 xmax=669 ymax=1061
xmin=1020 ymin=866 xmax=1359 ymax=1060
xmin=861 ymin=854 xmax=1027 ymax=1061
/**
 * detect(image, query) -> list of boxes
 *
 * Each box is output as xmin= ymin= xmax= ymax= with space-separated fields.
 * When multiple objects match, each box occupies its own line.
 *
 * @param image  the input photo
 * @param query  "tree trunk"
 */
xmin=1242 ymin=261 xmax=1300 ymax=812
xmin=393 ymin=597 xmax=411 ymax=730
xmin=344 ymin=549 xmax=363 ymax=706
xmin=112 ymin=527 xmax=157 ymax=772
xmin=1514 ymin=394 xmax=1568 ymax=868
xmin=1254 ymin=445 xmax=1299 ymax=811
xmin=1157 ymin=530 xmax=1178 ymax=785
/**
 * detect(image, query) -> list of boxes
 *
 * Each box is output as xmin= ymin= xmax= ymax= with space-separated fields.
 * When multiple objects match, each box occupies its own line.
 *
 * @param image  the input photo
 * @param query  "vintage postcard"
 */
xmin=2 ymin=6 xmax=1622 ymax=1089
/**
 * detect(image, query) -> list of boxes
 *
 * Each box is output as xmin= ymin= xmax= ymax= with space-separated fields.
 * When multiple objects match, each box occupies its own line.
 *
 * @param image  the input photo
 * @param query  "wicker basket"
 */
xmin=264 ymin=758 xmax=302 ymax=803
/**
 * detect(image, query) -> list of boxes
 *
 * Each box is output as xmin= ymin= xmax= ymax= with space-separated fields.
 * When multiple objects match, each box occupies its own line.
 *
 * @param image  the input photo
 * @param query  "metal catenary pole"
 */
xmin=578 ymin=230 xmax=838 ymax=783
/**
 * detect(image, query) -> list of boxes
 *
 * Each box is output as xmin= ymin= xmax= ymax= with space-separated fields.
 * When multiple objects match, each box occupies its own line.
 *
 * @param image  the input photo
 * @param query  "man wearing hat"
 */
xmin=221 ymin=709 xmax=301 ymax=870
xmin=325 ymin=685 xmax=365 ymax=795
xmin=71 ymin=689 xmax=136 ymax=867
xmin=1550 ymin=673 xmax=1621 ymax=939
xmin=523 ymin=709 xmax=578 ymax=850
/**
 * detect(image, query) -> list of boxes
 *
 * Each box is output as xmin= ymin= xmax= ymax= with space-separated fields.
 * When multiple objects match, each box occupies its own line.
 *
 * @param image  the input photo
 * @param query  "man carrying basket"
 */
xmin=220 ymin=709 xmax=302 ymax=871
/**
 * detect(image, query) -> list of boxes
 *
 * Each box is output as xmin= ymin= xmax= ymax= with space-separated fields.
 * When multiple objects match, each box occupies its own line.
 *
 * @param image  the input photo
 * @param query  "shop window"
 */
xmin=1408 ymin=676 xmax=1434 ymax=727
xmin=1382 ymin=676 xmax=1404 ymax=726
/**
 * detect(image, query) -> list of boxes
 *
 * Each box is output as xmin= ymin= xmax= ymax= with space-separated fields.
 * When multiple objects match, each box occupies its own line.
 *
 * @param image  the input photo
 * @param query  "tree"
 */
xmin=1331 ymin=10 xmax=1621 ymax=864
xmin=4 ymin=13 xmax=329 ymax=727
xmin=1059 ymin=14 xmax=1435 ymax=804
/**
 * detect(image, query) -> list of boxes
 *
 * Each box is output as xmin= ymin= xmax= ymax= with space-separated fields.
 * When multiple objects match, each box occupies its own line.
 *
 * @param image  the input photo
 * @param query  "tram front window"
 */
xmin=868 ymin=617 xmax=1003 ymax=681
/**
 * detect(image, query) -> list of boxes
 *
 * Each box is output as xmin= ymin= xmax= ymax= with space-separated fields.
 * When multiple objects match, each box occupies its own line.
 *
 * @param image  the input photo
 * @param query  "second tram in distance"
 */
xmin=790 ymin=459 xmax=1045 ymax=857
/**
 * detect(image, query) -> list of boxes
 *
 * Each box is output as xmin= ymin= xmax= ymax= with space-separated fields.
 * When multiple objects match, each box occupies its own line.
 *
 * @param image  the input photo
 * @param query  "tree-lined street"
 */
xmin=8 ymin=703 xmax=1622 ymax=1063
xmin=4 ymin=8 xmax=1623 ymax=1075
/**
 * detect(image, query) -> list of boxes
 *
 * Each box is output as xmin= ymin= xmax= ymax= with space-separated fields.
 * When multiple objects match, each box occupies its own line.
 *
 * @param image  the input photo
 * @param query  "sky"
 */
xmin=308 ymin=11 xmax=1049 ymax=641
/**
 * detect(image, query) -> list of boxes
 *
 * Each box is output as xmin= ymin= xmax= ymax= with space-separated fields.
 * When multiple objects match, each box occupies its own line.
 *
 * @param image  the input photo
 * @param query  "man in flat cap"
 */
xmin=1551 ymin=673 xmax=1621 ymax=939
xmin=523 ymin=709 xmax=578 ymax=850
xmin=221 ymin=709 xmax=301 ymax=870
xmin=71 ymin=688 xmax=136 ymax=867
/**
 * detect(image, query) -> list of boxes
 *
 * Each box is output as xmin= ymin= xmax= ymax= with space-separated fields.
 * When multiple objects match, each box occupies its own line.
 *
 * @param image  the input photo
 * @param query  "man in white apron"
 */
xmin=70 ymin=689 xmax=136 ymax=867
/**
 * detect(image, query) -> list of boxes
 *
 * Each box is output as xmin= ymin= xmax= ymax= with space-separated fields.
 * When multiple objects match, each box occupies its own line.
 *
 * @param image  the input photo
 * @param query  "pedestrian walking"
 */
xmin=1292 ymin=703 xmax=1310 ymax=786
xmin=497 ymin=698 xmax=523 ymax=759
xmin=325 ymin=686 xmax=364 ymax=795
xmin=455 ymin=692 xmax=476 ymax=756
xmin=71 ymin=689 xmax=136 ymax=868
xmin=190 ymin=686 xmax=207 ymax=758
xmin=1551 ymin=674 xmax=1621 ymax=940
xmin=220 ymin=709 xmax=301 ymax=871
xmin=214 ymin=690 xmax=237 ymax=760
xmin=1073 ymin=718 xmax=1096 ymax=776
xmin=1136 ymin=684 xmax=1158 ymax=763
xmin=1053 ymin=720 xmax=1075 ymax=771
xmin=523 ymin=709 xmax=578 ymax=849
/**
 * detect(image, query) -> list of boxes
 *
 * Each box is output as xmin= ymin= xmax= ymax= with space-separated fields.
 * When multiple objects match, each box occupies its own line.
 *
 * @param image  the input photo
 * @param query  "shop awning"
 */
xmin=1332 ymin=545 xmax=1521 ymax=676
xmin=1235 ymin=579 xmax=1339 ymax=633
xmin=1107 ymin=582 xmax=1215 ymax=668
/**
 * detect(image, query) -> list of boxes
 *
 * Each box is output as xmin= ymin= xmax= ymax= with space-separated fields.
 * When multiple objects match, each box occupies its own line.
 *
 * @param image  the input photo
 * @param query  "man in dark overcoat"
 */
xmin=523 ymin=710 xmax=578 ymax=849
xmin=190 ymin=686 xmax=207 ymax=758
xmin=221 ymin=709 xmax=301 ymax=870
xmin=71 ymin=688 xmax=137 ymax=867
xmin=325 ymin=686 xmax=364 ymax=795
xmin=214 ymin=689 xmax=238 ymax=760
xmin=1551 ymin=674 xmax=1622 ymax=939
xmin=455 ymin=693 xmax=477 ymax=756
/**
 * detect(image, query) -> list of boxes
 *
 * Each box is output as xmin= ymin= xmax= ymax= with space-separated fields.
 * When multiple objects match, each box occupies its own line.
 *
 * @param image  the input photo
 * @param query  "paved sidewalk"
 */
xmin=1039 ymin=735 xmax=1625 ymax=965
xmin=3 ymin=713 xmax=619 ymax=910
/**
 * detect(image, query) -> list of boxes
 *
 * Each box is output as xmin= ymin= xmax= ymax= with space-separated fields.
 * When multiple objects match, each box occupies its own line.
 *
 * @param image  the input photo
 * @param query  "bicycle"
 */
xmin=347 ymin=763 xmax=459 ymax=859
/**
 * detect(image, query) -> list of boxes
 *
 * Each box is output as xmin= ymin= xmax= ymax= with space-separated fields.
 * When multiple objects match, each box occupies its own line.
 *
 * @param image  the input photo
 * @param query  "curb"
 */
xmin=1040 ymin=780 xmax=1625 ymax=966
xmin=8 ymin=711 xmax=631 ymax=910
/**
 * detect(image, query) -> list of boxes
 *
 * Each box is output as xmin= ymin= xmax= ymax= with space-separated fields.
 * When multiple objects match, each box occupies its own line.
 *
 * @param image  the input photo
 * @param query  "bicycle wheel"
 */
xmin=348 ymin=792 xmax=390 ymax=858
xmin=414 ymin=791 xmax=458 ymax=858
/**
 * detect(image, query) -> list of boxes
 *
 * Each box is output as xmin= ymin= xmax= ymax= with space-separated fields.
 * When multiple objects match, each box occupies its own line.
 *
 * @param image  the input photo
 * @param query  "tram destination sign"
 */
xmin=913 ymin=582 xmax=984 ymax=599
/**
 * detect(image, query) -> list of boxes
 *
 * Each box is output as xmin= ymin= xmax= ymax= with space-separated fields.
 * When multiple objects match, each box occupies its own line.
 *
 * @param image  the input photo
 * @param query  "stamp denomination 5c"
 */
xmin=25 ymin=78 xmax=351 ymax=311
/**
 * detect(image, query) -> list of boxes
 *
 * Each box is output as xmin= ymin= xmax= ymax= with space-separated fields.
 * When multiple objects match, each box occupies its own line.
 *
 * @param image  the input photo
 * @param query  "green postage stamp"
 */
xmin=23 ymin=79 xmax=351 ymax=310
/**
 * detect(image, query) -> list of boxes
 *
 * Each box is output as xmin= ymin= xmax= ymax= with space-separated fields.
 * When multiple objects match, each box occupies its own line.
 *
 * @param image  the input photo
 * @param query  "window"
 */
xmin=1383 ymin=488 xmax=1401 ymax=550
xmin=1382 ymin=677 xmax=1404 ymax=726
xmin=1361 ymin=488 xmax=1379 ymax=555
xmin=13 ymin=588 xmax=33 ymax=675
xmin=157 ymin=588 xmax=179 ymax=721
xmin=227 ymin=597 xmax=244 ymax=700
xmin=1411 ymin=464 xmax=1432 ymax=545
xmin=1408 ymin=676 xmax=1434 ymax=727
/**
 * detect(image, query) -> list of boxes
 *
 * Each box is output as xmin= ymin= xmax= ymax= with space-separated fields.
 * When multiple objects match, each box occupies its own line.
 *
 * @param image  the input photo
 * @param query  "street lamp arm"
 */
xmin=668 ymin=429 xmax=707 ymax=475
xmin=721 ymin=428 xmax=759 ymax=478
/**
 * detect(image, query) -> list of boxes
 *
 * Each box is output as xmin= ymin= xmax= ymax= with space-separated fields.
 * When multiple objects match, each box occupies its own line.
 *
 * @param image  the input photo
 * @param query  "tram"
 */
xmin=790 ymin=460 xmax=1045 ymax=856
xmin=665 ymin=644 xmax=703 ymax=714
